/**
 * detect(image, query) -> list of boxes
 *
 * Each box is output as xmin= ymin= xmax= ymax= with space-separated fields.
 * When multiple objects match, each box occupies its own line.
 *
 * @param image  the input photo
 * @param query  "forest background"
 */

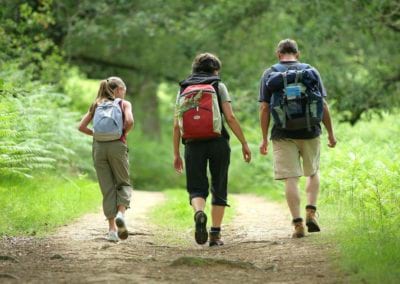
xmin=0 ymin=1 xmax=399 ymax=282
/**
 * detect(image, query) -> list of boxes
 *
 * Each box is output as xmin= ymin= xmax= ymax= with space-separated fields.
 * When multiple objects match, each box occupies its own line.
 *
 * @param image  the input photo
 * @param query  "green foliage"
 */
xmin=0 ymin=89 xmax=53 ymax=178
xmin=128 ymin=127 xmax=185 ymax=190
xmin=0 ymin=1 xmax=93 ymax=179
xmin=54 ymin=0 xmax=193 ymax=80
xmin=295 ymin=1 xmax=400 ymax=124
xmin=63 ymin=68 xmax=99 ymax=113
xmin=0 ymin=0 xmax=68 ymax=84
xmin=0 ymin=176 xmax=101 ymax=236
xmin=319 ymin=113 xmax=400 ymax=283
xmin=0 ymin=75 xmax=93 ymax=178
xmin=50 ymin=0 xmax=399 ymax=125
xmin=1 ymin=3 xmax=399 ymax=281
xmin=228 ymin=125 xmax=282 ymax=198
xmin=0 ymin=0 xmax=103 ymax=235
xmin=124 ymin=83 xmax=183 ymax=189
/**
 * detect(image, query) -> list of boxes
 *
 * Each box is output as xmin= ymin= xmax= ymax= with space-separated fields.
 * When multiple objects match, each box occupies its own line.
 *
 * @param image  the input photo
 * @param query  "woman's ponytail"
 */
xmin=96 ymin=80 xmax=115 ymax=101
xmin=97 ymin=80 xmax=108 ymax=99
xmin=90 ymin=77 xmax=126 ymax=114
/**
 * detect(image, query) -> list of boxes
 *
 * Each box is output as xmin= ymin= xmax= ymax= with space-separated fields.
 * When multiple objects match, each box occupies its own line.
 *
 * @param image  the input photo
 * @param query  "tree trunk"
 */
xmin=131 ymin=78 xmax=161 ymax=139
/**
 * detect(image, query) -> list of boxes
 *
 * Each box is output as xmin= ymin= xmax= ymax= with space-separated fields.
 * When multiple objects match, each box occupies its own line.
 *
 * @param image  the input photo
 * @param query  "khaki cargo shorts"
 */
xmin=272 ymin=137 xmax=320 ymax=180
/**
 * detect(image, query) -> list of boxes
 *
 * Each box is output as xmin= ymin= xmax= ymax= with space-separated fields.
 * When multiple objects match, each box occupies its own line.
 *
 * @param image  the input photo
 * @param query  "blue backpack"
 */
xmin=266 ymin=63 xmax=324 ymax=131
xmin=93 ymin=98 xmax=123 ymax=141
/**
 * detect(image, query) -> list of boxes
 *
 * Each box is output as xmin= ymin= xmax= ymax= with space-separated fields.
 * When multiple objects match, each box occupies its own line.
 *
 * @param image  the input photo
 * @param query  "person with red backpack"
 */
xmin=173 ymin=53 xmax=251 ymax=246
xmin=78 ymin=76 xmax=134 ymax=242
xmin=259 ymin=39 xmax=337 ymax=238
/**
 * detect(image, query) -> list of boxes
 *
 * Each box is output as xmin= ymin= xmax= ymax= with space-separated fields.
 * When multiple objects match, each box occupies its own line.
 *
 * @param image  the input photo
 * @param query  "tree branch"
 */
xmin=70 ymin=55 xmax=178 ymax=82
xmin=70 ymin=55 xmax=140 ymax=72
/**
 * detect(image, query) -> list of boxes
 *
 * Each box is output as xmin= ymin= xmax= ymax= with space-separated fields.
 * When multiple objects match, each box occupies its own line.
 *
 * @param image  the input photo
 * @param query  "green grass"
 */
xmin=225 ymin=112 xmax=400 ymax=283
xmin=150 ymin=188 xmax=235 ymax=245
xmin=226 ymin=112 xmax=400 ymax=283
xmin=318 ymin=113 xmax=400 ymax=283
xmin=321 ymin=213 xmax=400 ymax=283
xmin=0 ymin=175 xmax=101 ymax=236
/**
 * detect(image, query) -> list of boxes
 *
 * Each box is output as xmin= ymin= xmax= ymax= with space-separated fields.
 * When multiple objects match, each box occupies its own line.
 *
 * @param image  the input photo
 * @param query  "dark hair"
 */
xmin=276 ymin=39 xmax=299 ymax=54
xmin=192 ymin=53 xmax=221 ymax=73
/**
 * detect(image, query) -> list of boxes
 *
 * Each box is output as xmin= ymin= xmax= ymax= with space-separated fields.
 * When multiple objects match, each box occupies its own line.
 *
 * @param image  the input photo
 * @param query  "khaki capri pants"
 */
xmin=272 ymin=137 xmax=320 ymax=180
xmin=92 ymin=140 xmax=132 ymax=219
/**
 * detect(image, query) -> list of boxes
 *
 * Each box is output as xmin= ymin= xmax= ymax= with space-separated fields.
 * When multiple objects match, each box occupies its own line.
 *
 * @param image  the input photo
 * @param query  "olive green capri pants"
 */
xmin=92 ymin=140 xmax=132 ymax=219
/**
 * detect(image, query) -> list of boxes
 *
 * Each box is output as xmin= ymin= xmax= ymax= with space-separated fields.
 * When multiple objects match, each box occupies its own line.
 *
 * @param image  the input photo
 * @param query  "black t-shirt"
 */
xmin=259 ymin=61 xmax=327 ymax=140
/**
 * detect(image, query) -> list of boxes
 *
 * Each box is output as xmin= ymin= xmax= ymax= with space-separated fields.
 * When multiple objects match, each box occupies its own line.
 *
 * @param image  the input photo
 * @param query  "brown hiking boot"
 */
xmin=292 ymin=218 xmax=305 ymax=238
xmin=306 ymin=206 xmax=321 ymax=233
xmin=209 ymin=231 xmax=224 ymax=247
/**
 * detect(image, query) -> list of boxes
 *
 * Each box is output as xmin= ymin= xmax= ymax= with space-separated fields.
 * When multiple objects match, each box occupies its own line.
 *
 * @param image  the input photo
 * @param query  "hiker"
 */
xmin=78 ymin=76 xmax=134 ymax=242
xmin=258 ymin=39 xmax=337 ymax=238
xmin=173 ymin=53 xmax=251 ymax=246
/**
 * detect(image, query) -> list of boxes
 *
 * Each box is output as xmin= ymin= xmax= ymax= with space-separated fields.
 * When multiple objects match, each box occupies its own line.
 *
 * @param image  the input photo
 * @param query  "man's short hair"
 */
xmin=192 ymin=53 xmax=221 ymax=73
xmin=276 ymin=39 xmax=299 ymax=54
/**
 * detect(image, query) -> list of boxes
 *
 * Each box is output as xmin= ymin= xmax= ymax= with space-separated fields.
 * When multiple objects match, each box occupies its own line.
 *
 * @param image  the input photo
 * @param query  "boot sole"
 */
xmin=116 ymin=217 xmax=129 ymax=240
xmin=194 ymin=212 xmax=208 ymax=245
xmin=306 ymin=221 xmax=321 ymax=233
xmin=292 ymin=233 xmax=305 ymax=238
xmin=209 ymin=240 xmax=224 ymax=247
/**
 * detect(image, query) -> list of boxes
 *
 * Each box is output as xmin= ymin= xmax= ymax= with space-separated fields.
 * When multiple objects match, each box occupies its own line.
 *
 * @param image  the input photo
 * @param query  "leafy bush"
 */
xmin=128 ymin=128 xmax=185 ymax=190
xmin=0 ymin=76 xmax=93 ymax=179
xmin=63 ymin=68 xmax=100 ymax=113
xmin=0 ymin=0 xmax=94 ymax=179
xmin=228 ymin=124 xmax=282 ymax=198
xmin=319 ymin=113 xmax=400 ymax=283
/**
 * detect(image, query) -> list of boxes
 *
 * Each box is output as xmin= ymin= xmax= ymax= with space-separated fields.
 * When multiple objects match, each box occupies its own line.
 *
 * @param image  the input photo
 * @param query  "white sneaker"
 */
xmin=106 ymin=231 xmax=119 ymax=242
xmin=115 ymin=213 xmax=128 ymax=240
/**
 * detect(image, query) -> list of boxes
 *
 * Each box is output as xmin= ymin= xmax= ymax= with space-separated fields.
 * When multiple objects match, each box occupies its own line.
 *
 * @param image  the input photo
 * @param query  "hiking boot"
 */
xmin=306 ymin=206 xmax=321 ymax=233
xmin=194 ymin=211 xmax=208 ymax=245
xmin=115 ymin=214 xmax=129 ymax=240
xmin=209 ymin=231 xmax=224 ymax=247
xmin=292 ymin=218 xmax=305 ymax=238
xmin=106 ymin=231 xmax=119 ymax=242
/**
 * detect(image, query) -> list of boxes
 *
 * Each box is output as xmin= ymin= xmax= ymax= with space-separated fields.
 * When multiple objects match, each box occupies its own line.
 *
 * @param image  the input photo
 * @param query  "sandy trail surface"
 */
xmin=0 ymin=191 xmax=344 ymax=283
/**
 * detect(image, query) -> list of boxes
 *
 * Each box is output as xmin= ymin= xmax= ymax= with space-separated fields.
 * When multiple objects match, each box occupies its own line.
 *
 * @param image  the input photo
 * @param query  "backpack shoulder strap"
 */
xmin=211 ymin=81 xmax=223 ymax=110
xmin=113 ymin=98 xmax=124 ymax=114
xmin=297 ymin=63 xmax=310 ymax=70
xmin=271 ymin=63 xmax=287 ymax=72
xmin=295 ymin=63 xmax=311 ymax=83
xmin=211 ymin=81 xmax=230 ymax=140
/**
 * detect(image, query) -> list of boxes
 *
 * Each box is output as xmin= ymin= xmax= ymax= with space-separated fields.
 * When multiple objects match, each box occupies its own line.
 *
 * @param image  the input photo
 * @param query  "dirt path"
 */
xmin=0 ymin=191 xmax=344 ymax=283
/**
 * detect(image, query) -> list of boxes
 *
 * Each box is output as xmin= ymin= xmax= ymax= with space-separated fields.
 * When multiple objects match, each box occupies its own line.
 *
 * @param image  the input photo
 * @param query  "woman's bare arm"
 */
xmin=122 ymin=100 xmax=134 ymax=134
xmin=78 ymin=112 xmax=93 ymax=136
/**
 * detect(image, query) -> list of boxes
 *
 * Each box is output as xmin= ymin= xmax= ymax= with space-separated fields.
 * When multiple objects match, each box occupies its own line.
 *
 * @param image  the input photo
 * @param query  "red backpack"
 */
xmin=176 ymin=84 xmax=222 ymax=140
